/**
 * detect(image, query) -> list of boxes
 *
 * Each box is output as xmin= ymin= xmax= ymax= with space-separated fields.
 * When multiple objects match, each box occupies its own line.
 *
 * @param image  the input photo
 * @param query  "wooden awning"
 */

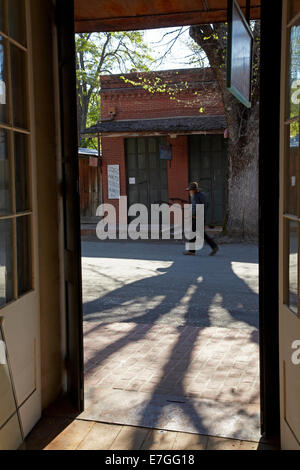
xmin=83 ymin=115 xmax=227 ymax=137
xmin=75 ymin=0 xmax=261 ymax=33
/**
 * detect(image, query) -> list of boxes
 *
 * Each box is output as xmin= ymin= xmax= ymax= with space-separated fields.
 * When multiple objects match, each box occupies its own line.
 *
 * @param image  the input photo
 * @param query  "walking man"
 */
xmin=183 ymin=182 xmax=219 ymax=256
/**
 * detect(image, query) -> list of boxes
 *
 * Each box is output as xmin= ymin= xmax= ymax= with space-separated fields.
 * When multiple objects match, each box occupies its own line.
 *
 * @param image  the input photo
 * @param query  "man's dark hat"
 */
xmin=185 ymin=182 xmax=199 ymax=191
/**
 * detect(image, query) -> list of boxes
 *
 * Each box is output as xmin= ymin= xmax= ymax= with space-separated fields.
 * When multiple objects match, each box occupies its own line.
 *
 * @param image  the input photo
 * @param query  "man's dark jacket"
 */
xmin=191 ymin=190 xmax=208 ymax=221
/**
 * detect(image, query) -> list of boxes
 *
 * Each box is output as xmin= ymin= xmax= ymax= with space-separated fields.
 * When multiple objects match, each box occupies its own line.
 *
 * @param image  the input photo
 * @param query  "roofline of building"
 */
xmin=100 ymin=66 xmax=213 ymax=81
xmin=100 ymin=80 xmax=219 ymax=94
xmin=98 ymin=130 xmax=226 ymax=138
xmin=83 ymin=115 xmax=227 ymax=136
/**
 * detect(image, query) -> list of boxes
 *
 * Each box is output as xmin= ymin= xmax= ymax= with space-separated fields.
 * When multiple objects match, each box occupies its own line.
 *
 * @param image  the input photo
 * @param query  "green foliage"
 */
xmin=76 ymin=32 xmax=154 ymax=148
xmin=119 ymin=73 xmax=207 ymax=110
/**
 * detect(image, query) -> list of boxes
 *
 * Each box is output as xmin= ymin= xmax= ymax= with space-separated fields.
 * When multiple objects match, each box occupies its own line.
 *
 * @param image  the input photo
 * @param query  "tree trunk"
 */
xmin=190 ymin=23 xmax=260 ymax=239
xmin=77 ymin=95 xmax=89 ymax=144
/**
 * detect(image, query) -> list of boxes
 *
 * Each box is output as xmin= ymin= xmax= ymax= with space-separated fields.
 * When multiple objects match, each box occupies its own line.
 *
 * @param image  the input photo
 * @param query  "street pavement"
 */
xmin=82 ymin=241 xmax=259 ymax=330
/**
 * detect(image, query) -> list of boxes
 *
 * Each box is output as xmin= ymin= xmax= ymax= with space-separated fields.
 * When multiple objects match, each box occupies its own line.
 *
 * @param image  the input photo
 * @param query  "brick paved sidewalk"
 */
xmin=81 ymin=241 xmax=260 ymax=441
xmin=82 ymin=320 xmax=260 ymax=441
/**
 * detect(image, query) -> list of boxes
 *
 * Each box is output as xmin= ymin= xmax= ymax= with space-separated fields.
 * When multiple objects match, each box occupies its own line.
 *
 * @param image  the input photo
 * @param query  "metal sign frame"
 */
xmin=227 ymin=0 xmax=254 ymax=108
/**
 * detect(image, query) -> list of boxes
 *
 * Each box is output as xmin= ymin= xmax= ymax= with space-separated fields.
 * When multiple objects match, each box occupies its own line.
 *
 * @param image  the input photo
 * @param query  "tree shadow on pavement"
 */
xmin=82 ymin=241 xmax=259 ymax=444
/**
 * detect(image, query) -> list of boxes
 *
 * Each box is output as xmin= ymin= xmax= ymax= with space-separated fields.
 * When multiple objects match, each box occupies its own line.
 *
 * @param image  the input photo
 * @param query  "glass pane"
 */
xmin=14 ymin=132 xmax=29 ymax=212
xmin=126 ymin=138 xmax=135 ymax=154
xmin=0 ymin=219 xmax=13 ymax=307
xmin=8 ymin=0 xmax=26 ymax=46
xmin=287 ymin=122 xmax=299 ymax=215
xmin=0 ymin=129 xmax=11 ymax=215
xmin=148 ymin=137 xmax=156 ymax=154
xmin=289 ymin=25 xmax=300 ymax=119
xmin=0 ymin=36 xmax=9 ymax=124
xmin=10 ymin=44 xmax=27 ymax=129
xmin=17 ymin=215 xmax=32 ymax=296
xmin=288 ymin=220 xmax=298 ymax=313
xmin=137 ymin=138 xmax=146 ymax=170
xmin=137 ymin=138 xmax=145 ymax=154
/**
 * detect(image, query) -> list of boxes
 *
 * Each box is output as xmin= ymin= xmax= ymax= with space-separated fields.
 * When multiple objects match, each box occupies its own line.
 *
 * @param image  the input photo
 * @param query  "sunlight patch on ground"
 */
xmin=231 ymin=262 xmax=259 ymax=294
xmin=82 ymin=257 xmax=174 ymax=300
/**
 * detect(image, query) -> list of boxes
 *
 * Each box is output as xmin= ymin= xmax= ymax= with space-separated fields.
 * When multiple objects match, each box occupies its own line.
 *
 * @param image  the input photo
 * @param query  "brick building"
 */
xmin=84 ymin=68 xmax=228 ymax=226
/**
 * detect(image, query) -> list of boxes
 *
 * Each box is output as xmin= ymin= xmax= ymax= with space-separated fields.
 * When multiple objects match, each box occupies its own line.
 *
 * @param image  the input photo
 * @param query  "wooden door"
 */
xmin=0 ymin=0 xmax=41 ymax=446
xmin=79 ymin=157 xmax=102 ymax=219
xmin=56 ymin=0 xmax=84 ymax=411
xmin=125 ymin=136 xmax=169 ymax=210
xmin=188 ymin=134 xmax=227 ymax=226
xmin=279 ymin=0 xmax=300 ymax=450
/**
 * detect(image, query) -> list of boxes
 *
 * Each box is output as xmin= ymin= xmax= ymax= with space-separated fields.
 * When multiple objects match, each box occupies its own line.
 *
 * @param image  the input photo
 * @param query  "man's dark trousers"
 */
xmin=189 ymin=219 xmax=218 ymax=254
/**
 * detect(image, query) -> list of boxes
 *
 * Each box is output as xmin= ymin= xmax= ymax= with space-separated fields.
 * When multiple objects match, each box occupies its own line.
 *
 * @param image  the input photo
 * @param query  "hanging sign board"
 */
xmin=159 ymin=143 xmax=172 ymax=160
xmin=227 ymin=0 xmax=253 ymax=108
xmin=107 ymin=164 xmax=120 ymax=199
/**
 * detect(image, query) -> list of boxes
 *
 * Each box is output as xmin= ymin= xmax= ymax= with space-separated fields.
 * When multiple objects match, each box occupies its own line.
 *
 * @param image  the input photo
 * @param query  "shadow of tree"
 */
xmin=81 ymin=241 xmax=259 ymax=443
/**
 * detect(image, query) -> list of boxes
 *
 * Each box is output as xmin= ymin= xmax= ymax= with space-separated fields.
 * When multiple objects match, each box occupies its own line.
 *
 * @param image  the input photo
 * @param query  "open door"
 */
xmin=279 ymin=0 xmax=300 ymax=450
xmin=0 ymin=0 xmax=42 ymax=445
xmin=56 ymin=0 xmax=84 ymax=411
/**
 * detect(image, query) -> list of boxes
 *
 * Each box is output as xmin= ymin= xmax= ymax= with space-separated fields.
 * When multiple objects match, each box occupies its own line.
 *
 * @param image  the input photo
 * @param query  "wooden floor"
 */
xmin=25 ymin=415 xmax=276 ymax=450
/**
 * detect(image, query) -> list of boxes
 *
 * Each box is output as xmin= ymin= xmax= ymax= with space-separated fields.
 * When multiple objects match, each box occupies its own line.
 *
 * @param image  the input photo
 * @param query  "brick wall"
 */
xmin=101 ymin=137 xmax=126 ymax=215
xmin=100 ymin=68 xmax=224 ymax=120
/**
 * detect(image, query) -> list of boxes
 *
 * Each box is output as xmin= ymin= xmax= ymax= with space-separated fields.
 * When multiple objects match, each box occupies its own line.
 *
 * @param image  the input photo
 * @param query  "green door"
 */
xmin=125 ymin=137 xmax=169 ymax=210
xmin=189 ymin=134 xmax=228 ymax=226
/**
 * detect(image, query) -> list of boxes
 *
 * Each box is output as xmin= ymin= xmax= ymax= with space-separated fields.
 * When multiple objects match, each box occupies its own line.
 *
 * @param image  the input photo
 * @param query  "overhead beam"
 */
xmin=75 ymin=7 xmax=261 ymax=32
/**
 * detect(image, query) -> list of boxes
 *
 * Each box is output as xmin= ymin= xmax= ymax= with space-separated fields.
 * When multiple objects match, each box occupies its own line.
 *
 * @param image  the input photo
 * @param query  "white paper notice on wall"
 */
xmin=0 ymin=80 xmax=6 ymax=105
xmin=129 ymin=177 xmax=135 ymax=185
xmin=0 ymin=340 xmax=6 ymax=365
xmin=108 ymin=164 xmax=120 ymax=199
xmin=291 ymin=176 xmax=296 ymax=187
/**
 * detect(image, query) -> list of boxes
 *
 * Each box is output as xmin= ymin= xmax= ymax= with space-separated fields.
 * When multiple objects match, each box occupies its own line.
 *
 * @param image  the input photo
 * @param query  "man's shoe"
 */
xmin=209 ymin=246 xmax=219 ymax=256
xmin=183 ymin=251 xmax=195 ymax=255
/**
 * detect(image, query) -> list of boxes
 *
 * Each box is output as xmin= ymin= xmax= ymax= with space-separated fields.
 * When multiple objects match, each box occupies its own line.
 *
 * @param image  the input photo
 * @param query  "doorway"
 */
xmin=188 ymin=134 xmax=228 ymax=227
xmin=125 ymin=136 xmax=169 ymax=210
xmin=59 ymin=0 xmax=282 ymax=449
xmin=78 ymin=23 xmax=261 ymax=441
xmin=0 ymin=0 xmax=287 ymax=451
